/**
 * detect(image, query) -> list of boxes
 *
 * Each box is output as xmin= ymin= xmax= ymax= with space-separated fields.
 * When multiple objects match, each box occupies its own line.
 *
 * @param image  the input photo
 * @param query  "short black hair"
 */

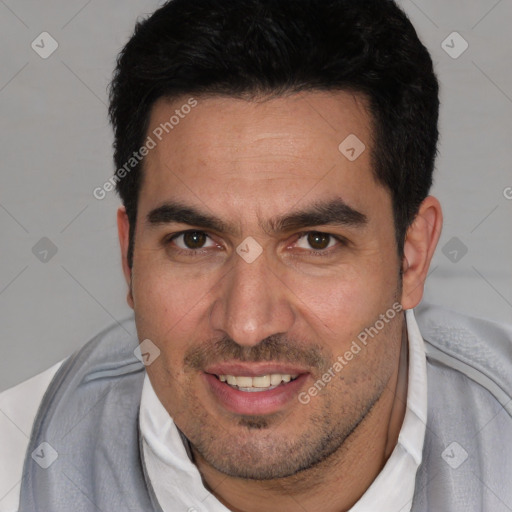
xmin=109 ymin=0 xmax=439 ymax=269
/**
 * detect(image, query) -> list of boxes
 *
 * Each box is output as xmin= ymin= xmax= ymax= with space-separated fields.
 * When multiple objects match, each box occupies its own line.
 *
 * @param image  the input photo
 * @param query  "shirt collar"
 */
xmin=349 ymin=308 xmax=428 ymax=511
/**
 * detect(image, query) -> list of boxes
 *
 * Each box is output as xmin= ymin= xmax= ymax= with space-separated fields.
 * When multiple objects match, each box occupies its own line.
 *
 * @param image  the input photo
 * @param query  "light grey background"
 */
xmin=0 ymin=0 xmax=511 ymax=392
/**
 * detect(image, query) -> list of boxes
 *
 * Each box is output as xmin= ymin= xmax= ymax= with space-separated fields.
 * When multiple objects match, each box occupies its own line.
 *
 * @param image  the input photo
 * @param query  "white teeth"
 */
xmin=217 ymin=373 xmax=299 ymax=389
xmin=236 ymin=376 xmax=253 ymax=387
xmin=270 ymin=374 xmax=282 ymax=385
xmin=252 ymin=375 xmax=270 ymax=388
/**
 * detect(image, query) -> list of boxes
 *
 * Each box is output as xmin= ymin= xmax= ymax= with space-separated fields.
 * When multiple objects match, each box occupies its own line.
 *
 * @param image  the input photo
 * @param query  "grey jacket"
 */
xmin=18 ymin=304 xmax=512 ymax=511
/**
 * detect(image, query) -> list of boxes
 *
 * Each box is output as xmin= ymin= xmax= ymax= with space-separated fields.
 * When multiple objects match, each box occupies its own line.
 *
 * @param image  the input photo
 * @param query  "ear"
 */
xmin=400 ymin=196 xmax=443 ymax=310
xmin=117 ymin=206 xmax=134 ymax=309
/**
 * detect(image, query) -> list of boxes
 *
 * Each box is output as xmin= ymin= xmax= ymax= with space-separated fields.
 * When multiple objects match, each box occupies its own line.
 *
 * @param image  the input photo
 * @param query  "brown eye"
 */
xmin=166 ymin=230 xmax=220 ymax=257
xmin=182 ymin=231 xmax=207 ymax=249
xmin=307 ymin=232 xmax=331 ymax=250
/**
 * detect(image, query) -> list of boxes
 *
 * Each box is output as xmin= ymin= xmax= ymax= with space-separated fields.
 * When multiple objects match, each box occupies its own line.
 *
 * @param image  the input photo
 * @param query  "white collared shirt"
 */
xmin=0 ymin=309 xmax=427 ymax=511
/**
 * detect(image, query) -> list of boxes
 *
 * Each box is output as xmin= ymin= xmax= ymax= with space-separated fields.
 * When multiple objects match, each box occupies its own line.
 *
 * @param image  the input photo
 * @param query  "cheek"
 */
xmin=132 ymin=257 xmax=215 ymax=327
xmin=288 ymin=261 xmax=396 ymax=339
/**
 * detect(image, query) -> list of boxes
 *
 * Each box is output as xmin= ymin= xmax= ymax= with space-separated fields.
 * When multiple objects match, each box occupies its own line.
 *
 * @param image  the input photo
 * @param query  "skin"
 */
xmin=117 ymin=90 xmax=442 ymax=512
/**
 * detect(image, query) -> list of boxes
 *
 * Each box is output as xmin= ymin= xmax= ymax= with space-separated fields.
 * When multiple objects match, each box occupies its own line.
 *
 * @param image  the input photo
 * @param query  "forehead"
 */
xmin=138 ymin=90 xmax=388 ymax=225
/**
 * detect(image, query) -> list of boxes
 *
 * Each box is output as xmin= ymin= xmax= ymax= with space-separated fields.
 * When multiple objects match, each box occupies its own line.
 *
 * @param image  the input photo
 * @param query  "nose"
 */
xmin=209 ymin=252 xmax=296 ymax=347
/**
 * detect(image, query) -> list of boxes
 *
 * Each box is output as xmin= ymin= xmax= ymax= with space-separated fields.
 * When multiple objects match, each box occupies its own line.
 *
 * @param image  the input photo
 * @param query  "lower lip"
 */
xmin=203 ymin=373 xmax=309 ymax=415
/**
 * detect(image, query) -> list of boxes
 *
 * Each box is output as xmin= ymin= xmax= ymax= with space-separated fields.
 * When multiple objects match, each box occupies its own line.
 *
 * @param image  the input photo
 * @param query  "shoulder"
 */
xmin=415 ymin=301 xmax=512 ymax=405
xmin=0 ymin=315 xmax=138 ymax=512
xmin=412 ymin=304 xmax=512 ymax=508
xmin=415 ymin=302 xmax=512 ymax=476
xmin=0 ymin=362 xmax=63 ymax=512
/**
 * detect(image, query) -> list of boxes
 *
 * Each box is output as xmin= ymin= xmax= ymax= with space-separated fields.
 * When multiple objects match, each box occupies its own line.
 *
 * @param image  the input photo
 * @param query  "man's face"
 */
xmin=128 ymin=91 xmax=404 ymax=479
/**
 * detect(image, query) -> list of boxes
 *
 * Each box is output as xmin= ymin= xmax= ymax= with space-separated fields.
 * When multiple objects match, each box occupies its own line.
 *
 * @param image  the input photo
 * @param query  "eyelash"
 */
xmin=293 ymin=231 xmax=347 ymax=256
xmin=164 ymin=230 xmax=347 ymax=257
xmin=164 ymin=230 xmax=220 ymax=256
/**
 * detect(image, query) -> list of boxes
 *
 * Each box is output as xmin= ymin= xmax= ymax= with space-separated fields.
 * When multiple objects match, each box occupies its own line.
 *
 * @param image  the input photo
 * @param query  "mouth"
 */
xmin=203 ymin=368 xmax=309 ymax=415
xmin=214 ymin=373 xmax=300 ymax=392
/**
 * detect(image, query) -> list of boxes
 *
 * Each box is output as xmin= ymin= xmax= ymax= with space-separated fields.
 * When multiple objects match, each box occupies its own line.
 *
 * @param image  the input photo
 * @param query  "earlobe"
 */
xmin=117 ymin=206 xmax=134 ymax=309
xmin=400 ymin=196 xmax=443 ymax=310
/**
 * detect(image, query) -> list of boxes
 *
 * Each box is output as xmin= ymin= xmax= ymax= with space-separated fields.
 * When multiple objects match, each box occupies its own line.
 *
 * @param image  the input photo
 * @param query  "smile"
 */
xmin=216 ymin=373 xmax=299 ymax=391
xmin=204 ymin=371 xmax=308 ymax=415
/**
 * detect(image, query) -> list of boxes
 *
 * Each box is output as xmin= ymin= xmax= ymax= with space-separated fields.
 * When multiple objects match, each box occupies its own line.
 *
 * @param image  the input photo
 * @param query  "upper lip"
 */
xmin=203 ymin=362 xmax=310 ymax=377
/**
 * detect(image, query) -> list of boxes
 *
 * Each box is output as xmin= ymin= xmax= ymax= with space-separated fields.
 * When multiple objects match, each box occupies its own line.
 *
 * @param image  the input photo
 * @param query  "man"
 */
xmin=1 ymin=0 xmax=511 ymax=511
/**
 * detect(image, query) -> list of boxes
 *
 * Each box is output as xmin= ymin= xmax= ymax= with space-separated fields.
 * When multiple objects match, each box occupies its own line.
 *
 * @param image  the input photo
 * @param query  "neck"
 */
xmin=192 ymin=326 xmax=409 ymax=512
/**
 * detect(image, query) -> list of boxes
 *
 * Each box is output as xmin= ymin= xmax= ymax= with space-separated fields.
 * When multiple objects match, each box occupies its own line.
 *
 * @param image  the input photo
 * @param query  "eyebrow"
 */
xmin=146 ymin=202 xmax=230 ymax=233
xmin=266 ymin=198 xmax=368 ymax=233
xmin=145 ymin=198 xmax=368 ymax=236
